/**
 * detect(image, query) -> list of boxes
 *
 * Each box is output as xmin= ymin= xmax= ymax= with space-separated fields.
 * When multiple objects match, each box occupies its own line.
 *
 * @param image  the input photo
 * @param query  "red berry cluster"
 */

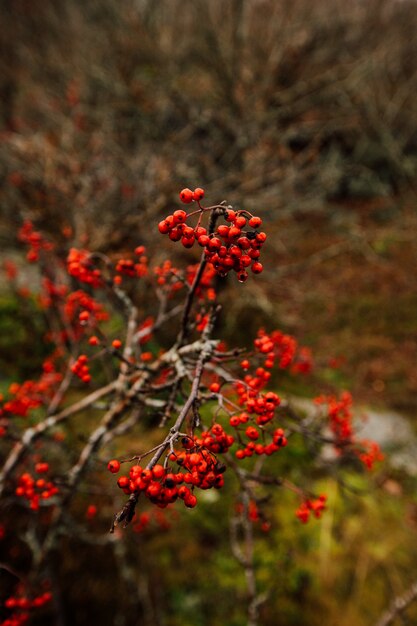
xmin=202 ymin=211 xmax=265 ymax=282
xmin=314 ymin=393 xmax=384 ymax=470
xmin=235 ymin=427 xmax=287 ymax=460
xmin=2 ymin=590 xmax=52 ymax=626
xmin=0 ymin=361 xmax=62 ymax=419
xmin=108 ymin=425 xmax=233 ymax=510
xmin=113 ymin=246 xmax=148 ymax=285
xmin=158 ymin=188 xmax=266 ymax=282
xmin=15 ymin=466 xmax=58 ymax=511
xmin=18 ymin=220 xmax=54 ymax=263
xmin=64 ymin=290 xmax=109 ymax=334
xmin=234 ymin=380 xmax=281 ymax=426
xmin=358 ymin=440 xmax=384 ymax=470
xmin=295 ymin=495 xmax=327 ymax=524
xmin=71 ymin=355 xmax=91 ymax=383
xmin=67 ymin=248 xmax=102 ymax=287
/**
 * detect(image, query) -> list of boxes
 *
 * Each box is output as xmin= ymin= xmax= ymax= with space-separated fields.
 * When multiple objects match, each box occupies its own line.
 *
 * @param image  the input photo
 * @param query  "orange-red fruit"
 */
xmin=173 ymin=209 xmax=187 ymax=223
xmin=249 ymin=216 xmax=262 ymax=228
xmin=246 ymin=426 xmax=259 ymax=440
xmin=179 ymin=188 xmax=194 ymax=203
xmin=251 ymin=262 xmax=263 ymax=274
xmin=210 ymin=382 xmax=220 ymax=393
xmin=35 ymin=462 xmax=49 ymax=474
xmin=112 ymin=339 xmax=122 ymax=349
xmin=152 ymin=464 xmax=166 ymax=480
xmin=193 ymin=187 xmax=205 ymax=201
xmin=158 ymin=220 xmax=171 ymax=234
xmin=184 ymin=493 xmax=197 ymax=508
xmin=108 ymin=459 xmax=121 ymax=473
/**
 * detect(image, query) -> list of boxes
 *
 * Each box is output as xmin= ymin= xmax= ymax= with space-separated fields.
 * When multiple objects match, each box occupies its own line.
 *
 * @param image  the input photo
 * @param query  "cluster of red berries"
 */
xmin=234 ymin=380 xmax=281 ymax=426
xmin=0 ymin=361 xmax=62 ymax=419
xmin=235 ymin=427 xmax=287 ymax=459
xmin=71 ymin=355 xmax=91 ymax=383
xmin=15 ymin=465 xmax=58 ymax=511
xmin=295 ymin=495 xmax=327 ymax=524
xmin=315 ymin=391 xmax=354 ymax=448
xmin=64 ymin=290 xmax=109 ymax=333
xmin=67 ymin=248 xmax=102 ymax=288
xmin=108 ymin=426 xmax=233 ymax=510
xmin=18 ymin=221 xmax=54 ymax=263
xmin=357 ymin=440 xmax=384 ymax=471
xmin=113 ymin=246 xmax=148 ymax=285
xmin=314 ymin=393 xmax=384 ymax=470
xmin=158 ymin=188 xmax=266 ymax=282
xmin=2 ymin=590 xmax=52 ymax=626
xmin=202 ymin=211 xmax=265 ymax=282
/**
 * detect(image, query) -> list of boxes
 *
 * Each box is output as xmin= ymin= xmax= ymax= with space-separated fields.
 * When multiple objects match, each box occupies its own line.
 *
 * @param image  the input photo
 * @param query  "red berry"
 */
xmin=197 ymin=234 xmax=210 ymax=247
xmin=208 ymin=237 xmax=221 ymax=251
xmin=173 ymin=209 xmax=187 ymax=223
xmin=169 ymin=228 xmax=182 ymax=242
xmin=251 ymin=262 xmax=263 ymax=274
xmin=249 ymin=216 xmax=262 ymax=228
xmin=112 ymin=339 xmax=122 ymax=349
xmin=179 ymin=188 xmax=194 ymax=203
xmin=182 ymin=236 xmax=195 ymax=248
xmin=246 ymin=426 xmax=259 ymax=440
xmin=210 ymin=382 xmax=220 ymax=393
xmin=195 ymin=226 xmax=207 ymax=238
xmin=152 ymin=464 xmax=166 ymax=480
xmin=108 ymin=459 xmax=121 ymax=473
xmin=158 ymin=220 xmax=171 ymax=234
xmin=117 ymin=476 xmax=129 ymax=489
xmin=235 ymin=216 xmax=246 ymax=228
xmin=184 ymin=493 xmax=197 ymax=508
xmin=217 ymin=225 xmax=229 ymax=237
xmin=193 ymin=187 xmax=205 ymax=201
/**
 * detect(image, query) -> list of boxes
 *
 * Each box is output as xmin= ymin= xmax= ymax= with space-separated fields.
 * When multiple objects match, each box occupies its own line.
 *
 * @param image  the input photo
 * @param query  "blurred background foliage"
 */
xmin=1 ymin=0 xmax=417 ymax=624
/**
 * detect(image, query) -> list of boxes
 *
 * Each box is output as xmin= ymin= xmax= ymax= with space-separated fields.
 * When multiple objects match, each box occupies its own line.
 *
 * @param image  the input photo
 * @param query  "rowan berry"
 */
xmin=184 ymin=493 xmax=197 ymax=508
xmin=169 ymin=228 xmax=182 ymax=242
xmin=108 ymin=459 xmax=121 ymax=473
xmin=209 ymin=382 xmax=220 ymax=393
xmin=197 ymin=234 xmax=210 ymax=247
xmin=86 ymin=504 xmax=97 ymax=520
xmin=152 ymin=464 xmax=166 ymax=480
xmin=249 ymin=216 xmax=262 ymax=228
xmin=35 ymin=462 xmax=49 ymax=474
xmin=117 ymin=476 xmax=129 ymax=489
xmin=246 ymin=426 xmax=259 ymax=440
xmin=112 ymin=339 xmax=122 ymax=349
xmin=173 ymin=209 xmax=187 ymax=223
xmin=179 ymin=188 xmax=194 ymax=203
xmin=251 ymin=262 xmax=263 ymax=274
xmin=193 ymin=187 xmax=205 ymax=201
